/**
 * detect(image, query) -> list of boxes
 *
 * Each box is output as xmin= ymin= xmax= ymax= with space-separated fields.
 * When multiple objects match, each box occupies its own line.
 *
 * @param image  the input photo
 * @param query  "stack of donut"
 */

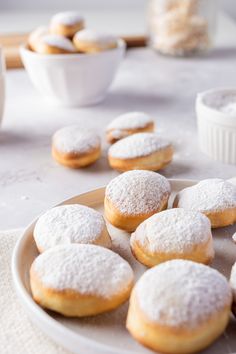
xmin=28 ymin=11 xmax=118 ymax=55
xmin=51 ymin=111 xmax=174 ymax=171
xmin=30 ymin=169 xmax=236 ymax=354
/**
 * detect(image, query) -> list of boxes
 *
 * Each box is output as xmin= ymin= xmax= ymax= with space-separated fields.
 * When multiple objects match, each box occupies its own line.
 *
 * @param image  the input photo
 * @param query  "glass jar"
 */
xmin=148 ymin=0 xmax=218 ymax=56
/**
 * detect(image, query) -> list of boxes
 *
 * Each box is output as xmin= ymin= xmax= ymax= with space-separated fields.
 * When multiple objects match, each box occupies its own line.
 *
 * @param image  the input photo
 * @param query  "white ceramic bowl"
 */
xmin=196 ymin=88 xmax=236 ymax=165
xmin=20 ymin=39 xmax=125 ymax=107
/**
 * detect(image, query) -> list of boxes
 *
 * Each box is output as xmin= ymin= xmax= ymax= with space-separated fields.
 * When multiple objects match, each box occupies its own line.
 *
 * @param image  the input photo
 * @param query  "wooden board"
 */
xmin=0 ymin=33 xmax=146 ymax=69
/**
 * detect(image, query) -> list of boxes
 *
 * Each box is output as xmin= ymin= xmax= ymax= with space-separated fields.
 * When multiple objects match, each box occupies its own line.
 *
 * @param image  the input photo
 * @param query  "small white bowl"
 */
xmin=196 ymin=88 xmax=236 ymax=165
xmin=20 ymin=39 xmax=125 ymax=107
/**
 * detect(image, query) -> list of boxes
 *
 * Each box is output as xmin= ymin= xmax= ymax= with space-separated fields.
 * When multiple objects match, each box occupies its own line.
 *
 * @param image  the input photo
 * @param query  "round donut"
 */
xmin=127 ymin=259 xmax=232 ymax=354
xmin=108 ymin=132 xmax=173 ymax=172
xmin=106 ymin=112 xmax=155 ymax=144
xmin=30 ymin=244 xmax=134 ymax=317
xmin=131 ymin=208 xmax=214 ymax=267
xmin=28 ymin=26 xmax=48 ymax=52
xmin=33 ymin=204 xmax=111 ymax=253
xmin=32 ymin=34 xmax=76 ymax=54
xmin=52 ymin=126 xmax=101 ymax=168
xmin=104 ymin=170 xmax=171 ymax=232
xmin=173 ymin=179 xmax=236 ymax=228
xmin=73 ymin=29 xmax=118 ymax=53
xmin=50 ymin=11 xmax=84 ymax=38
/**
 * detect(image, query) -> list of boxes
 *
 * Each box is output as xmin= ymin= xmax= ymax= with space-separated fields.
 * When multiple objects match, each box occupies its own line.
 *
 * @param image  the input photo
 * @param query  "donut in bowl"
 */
xmin=50 ymin=11 xmax=84 ymax=38
xmin=73 ymin=29 xmax=118 ymax=53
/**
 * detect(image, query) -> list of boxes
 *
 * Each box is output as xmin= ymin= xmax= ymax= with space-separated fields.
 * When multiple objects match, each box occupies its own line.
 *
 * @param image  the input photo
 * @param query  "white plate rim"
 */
xmin=11 ymin=179 xmax=198 ymax=354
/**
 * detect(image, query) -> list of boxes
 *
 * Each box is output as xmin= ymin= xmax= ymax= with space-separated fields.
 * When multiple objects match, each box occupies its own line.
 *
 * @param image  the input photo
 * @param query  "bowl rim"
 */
xmin=196 ymin=87 xmax=236 ymax=126
xmin=20 ymin=38 xmax=126 ymax=60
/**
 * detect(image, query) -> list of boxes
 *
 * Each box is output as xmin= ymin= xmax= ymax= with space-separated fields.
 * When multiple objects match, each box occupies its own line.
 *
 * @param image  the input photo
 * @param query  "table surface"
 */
xmin=1 ymin=12 xmax=236 ymax=229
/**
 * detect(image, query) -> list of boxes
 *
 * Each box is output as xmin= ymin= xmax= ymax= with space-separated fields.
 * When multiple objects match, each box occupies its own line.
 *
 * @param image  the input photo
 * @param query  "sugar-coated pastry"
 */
xmin=127 ymin=259 xmax=232 ymax=354
xmin=50 ymin=11 xmax=84 ymax=38
xmin=108 ymin=132 xmax=173 ymax=172
xmin=174 ymin=179 xmax=236 ymax=228
xmin=106 ymin=112 xmax=155 ymax=144
xmin=104 ymin=170 xmax=171 ymax=232
xmin=52 ymin=126 xmax=101 ymax=168
xmin=73 ymin=29 xmax=118 ymax=53
xmin=28 ymin=26 xmax=48 ymax=52
xmin=32 ymin=34 xmax=76 ymax=54
xmin=230 ymin=262 xmax=236 ymax=316
xmin=30 ymin=244 xmax=134 ymax=317
xmin=33 ymin=204 xmax=111 ymax=253
xmin=131 ymin=208 xmax=214 ymax=267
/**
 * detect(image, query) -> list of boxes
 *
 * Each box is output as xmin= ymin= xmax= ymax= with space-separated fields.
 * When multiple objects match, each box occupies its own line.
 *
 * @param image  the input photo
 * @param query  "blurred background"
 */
xmin=0 ymin=0 xmax=234 ymax=15
xmin=0 ymin=0 xmax=235 ymax=15
xmin=0 ymin=0 xmax=234 ymax=36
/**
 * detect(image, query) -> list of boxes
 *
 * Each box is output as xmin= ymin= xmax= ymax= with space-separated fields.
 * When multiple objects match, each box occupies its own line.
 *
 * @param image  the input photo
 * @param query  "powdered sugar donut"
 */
xmin=28 ymin=26 xmax=48 ymax=52
xmin=33 ymin=204 xmax=111 ymax=253
xmin=108 ymin=132 xmax=173 ymax=172
xmin=33 ymin=34 xmax=76 ymax=54
xmin=73 ymin=29 xmax=118 ymax=53
xmin=131 ymin=208 xmax=214 ymax=267
xmin=30 ymin=244 xmax=134 ymax=316
xmin=50 ymin=11 xmax=84 ymax=38
xmin=127 ymin=259 xmax=232 ymax=354
xmin=106 ymin=112 xmax=155 ymax=144
xmin=52 ymin=126 xmax=101 ymax=168
xmin=104 ymin=170 xmax=171 ymax=232
xmin=174 ymin=179 xmax=236 ymax=228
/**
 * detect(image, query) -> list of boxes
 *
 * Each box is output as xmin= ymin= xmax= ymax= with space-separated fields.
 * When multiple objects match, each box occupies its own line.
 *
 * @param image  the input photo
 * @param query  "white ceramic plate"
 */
xmin=12 ymin=179 xmax=236 ymax=354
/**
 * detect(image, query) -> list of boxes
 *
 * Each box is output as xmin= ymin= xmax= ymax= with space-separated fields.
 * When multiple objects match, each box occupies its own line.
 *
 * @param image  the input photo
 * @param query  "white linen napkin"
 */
xmin=0 ymin=229 xmax=70 ymax=354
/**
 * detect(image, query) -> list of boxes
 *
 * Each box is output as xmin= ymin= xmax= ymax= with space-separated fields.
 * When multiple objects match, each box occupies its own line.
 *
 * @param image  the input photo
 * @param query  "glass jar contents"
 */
xmin=148 ymin=0 xmax=218 ymax=56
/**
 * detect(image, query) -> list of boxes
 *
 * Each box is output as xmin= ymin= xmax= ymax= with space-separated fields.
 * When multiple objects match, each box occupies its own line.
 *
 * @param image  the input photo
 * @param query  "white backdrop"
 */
xmin=0 ymin=0 xmax=143 ymax=10
xmin=0 ymin=0 xmax=235 ymax=18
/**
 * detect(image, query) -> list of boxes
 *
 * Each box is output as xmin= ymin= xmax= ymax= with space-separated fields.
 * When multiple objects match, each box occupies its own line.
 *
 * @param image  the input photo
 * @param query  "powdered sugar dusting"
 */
xmin=53 ymin=126 xmax=100 ymax=154
xmin=176 ymin=179 xmax=236 ymax=212
xmin=105 ymin=170 xmax=171 ymax=215
xmin=74 ymin=29 xmax=117 ymax=46
xmin=32 ymin=244 xmax=134 ymax=297
xmin=202 ymin=89 xmax=236 ymax=116
xmin=34 ymin=204 xmax=109 ymax=251
xmin=51 ymin=12 xmax=84 ymax=26
xmin=42 ymin=34 xmax=75 ymax=51
xmin=136 ymin=259 xmax=232 ymax=328
xmin=108 ymin=133 xmax=171 ymax=159
xmin=28 ymin=26 xmax=48 ymax=43
xmin=131 ymin=208 xmax=213 ymax=254
xmin=107 ymin=112 xmax=153 ymax=131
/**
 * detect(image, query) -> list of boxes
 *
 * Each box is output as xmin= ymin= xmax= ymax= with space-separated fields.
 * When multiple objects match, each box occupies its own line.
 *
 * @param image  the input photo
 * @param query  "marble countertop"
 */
xmin=1 ymin=13 xmax=236 ymax=229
